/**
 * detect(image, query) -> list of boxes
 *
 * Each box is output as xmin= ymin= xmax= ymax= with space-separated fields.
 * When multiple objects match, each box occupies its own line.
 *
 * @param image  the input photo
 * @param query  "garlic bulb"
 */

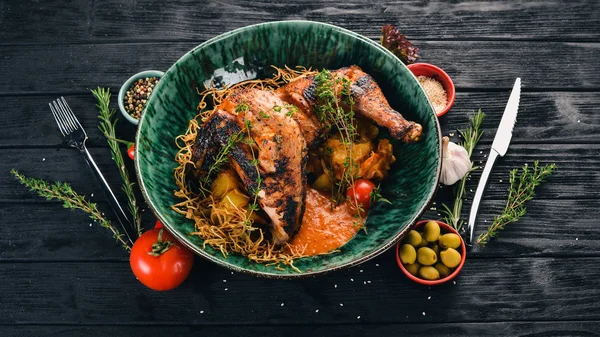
xmin=440 ymin=136 xmax=471 ymax=185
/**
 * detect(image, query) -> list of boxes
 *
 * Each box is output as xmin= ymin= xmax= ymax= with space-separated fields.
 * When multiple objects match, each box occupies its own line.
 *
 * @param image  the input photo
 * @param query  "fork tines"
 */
xmin=49 ymin=97 xmax=82 ymax=137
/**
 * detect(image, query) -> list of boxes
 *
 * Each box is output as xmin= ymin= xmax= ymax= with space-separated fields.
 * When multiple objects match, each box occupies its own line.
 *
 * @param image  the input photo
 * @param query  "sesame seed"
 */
xmin=499 ymin=179 xmax=503 ymax=182
xmin=315 ymin=309 xmax=319 ymax=313
xmin=422 ymin=312 xmax=426 ymax=316
xmin=281 ymin=303 xmax=284 ymax=307
xmin=428 ymin=296 xmax=431 ymax=300
xmin=334 ymin=284 xmax=337 ymax=288
xmin=89 ymin=223 xmax=92 ymax=227
xmin=357 ymin=315 xmax=361 ymax=319
xmin=340 ymin=303 xmax=344 ymax=307
xmin=350 ymin=278 xmax=354 ymax=282
xmin=200 ymin=310 xmax=204 ymax=314
xmin=484 ymin=154 xmax=487 ymax=157
xmin=42 ymin=158 xmax=46 ymax=161
xmin=360 ymin=269 xmax=363 ymax=273
xmin=453 ymin=281 xmax=456 ymax=284
xmin=364 ymin=281 xmax=367 ymax=284
xmin=367 ymin=280 xmax=371 ymax=284
xmin=90 ymin=193 xmax=94 ymax=197
xmin=224 ymin=288 xmax=228 ymax=291
xmin=223 ymin=280 xmax=227 ymax=283
xmin=375 ymin=263 xmax=379 ymax=267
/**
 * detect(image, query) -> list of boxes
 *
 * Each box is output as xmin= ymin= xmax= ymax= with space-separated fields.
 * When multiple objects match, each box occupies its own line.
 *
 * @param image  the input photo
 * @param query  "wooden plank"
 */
xmin=3 ymin=321 xmax=600 ymax=337
xmin=1 ymin=257 xmax=599 ymax=324
xmin=0 ymin=198 xmax=597 ymax=261
xmin=2 ymin=144 xmax=595 ymax=202
xmin=0 ymin=94 xmax=137 ymax=148
xmin=2 ymin=1 xmax=600 ymax=43
xmin=1 ymin=41 xmax=600 ymax=95
xmin=2 ymin=91 xmax=599 ymax=148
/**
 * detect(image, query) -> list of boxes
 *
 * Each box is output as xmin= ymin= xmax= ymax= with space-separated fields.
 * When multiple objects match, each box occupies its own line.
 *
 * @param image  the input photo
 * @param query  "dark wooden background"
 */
xmin=1 ymin=1 xmax=599 ymax=336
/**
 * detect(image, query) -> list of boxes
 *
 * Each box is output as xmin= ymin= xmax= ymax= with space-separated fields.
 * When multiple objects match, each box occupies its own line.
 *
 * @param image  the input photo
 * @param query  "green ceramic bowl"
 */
xmin=135 ymin=20 xmax=441 ymax=278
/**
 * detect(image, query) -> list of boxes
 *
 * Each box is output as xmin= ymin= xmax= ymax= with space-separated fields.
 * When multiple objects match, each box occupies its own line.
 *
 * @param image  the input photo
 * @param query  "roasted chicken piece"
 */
xmin=277 ymin=65 xmax=423 ymax=144
xmin=192 ymin=88 xmax=307 ymax=245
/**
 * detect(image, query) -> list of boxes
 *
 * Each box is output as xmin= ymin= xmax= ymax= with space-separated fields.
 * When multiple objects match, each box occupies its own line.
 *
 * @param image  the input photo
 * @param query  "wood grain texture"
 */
xmin=0 ymin=198 xmax=597 ymax=261
xmin=2 ymin=91 xmax=598 ymax=148
xmin=1 ymin=257 xmax=599 ymax=324
xmin=1 ymin=144 xmax=594 ymax=202
xmin=3 ymin=322 xmax=600 ymax=337
xmin=1 ymin=0 xmax=599 ymax=43
xmin=1 ymin=41 xmax=600 ymax=95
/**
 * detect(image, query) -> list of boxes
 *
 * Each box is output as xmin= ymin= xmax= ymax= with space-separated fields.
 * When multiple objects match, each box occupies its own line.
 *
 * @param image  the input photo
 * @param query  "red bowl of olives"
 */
xmin=396 ymin=220 xmax=466 ymax=285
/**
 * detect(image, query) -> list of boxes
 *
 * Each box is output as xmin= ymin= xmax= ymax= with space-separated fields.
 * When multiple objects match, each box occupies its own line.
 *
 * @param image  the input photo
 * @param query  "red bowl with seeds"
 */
xmin=396 ymin=220 xmax=466 ymax=285
xmin=407 ymin=63 xmax=455 ymax=117
xmin=118 ymin=70 xmax=164 ymax=125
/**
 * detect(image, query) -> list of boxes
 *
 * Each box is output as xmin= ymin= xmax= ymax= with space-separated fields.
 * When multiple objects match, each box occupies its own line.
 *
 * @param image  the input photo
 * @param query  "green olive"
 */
xmin=439 ymin=233 xmax=462 ymax=249
xmin=404 ymin=262 xmax=421 ymax=277
xmin=423 ymin=220 xmax=441 ymax=242
xmin=405 ymin=230 xmax=422 ymax=247
xmin=418 ymin=266 xmax=440 ymax=280
xmin=416 ymin=232 xmax=429 ymax=247
xmin=399 ymin=244 xmax=417 ymax=264
xmin=440 ymin=248 xmax=462 ymax=268
xmin=430 ymin=243 xmax=440 ymax=256
xmin=417 ymin=247 xmax=438 ymax=266
xmin=434 ymin=262 xmax=451 ymax=278
xmin=211 ymin=170 xmax=239 ymax=199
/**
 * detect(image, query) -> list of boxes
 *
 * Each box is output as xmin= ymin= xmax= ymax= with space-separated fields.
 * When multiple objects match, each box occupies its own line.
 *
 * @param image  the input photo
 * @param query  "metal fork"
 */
xmin=49 ymin=97 xmax=134 ymax=245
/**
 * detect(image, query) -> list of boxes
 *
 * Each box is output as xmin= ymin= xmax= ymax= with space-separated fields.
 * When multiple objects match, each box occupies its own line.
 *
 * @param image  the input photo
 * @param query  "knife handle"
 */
xmin=467 ymin=150 xmax=499 ymax=246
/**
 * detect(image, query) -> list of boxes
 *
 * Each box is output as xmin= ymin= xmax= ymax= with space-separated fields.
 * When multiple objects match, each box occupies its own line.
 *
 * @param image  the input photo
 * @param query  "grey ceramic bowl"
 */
xmin=135 ymin=20 xmax=442 ymax=278
xmin=118 ymin=70 xmax=164 ymax=125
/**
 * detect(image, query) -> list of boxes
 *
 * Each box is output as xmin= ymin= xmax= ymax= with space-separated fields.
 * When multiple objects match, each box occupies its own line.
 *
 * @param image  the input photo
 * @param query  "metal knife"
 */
xmin=466 ymin=78 xmax=521 ymax=245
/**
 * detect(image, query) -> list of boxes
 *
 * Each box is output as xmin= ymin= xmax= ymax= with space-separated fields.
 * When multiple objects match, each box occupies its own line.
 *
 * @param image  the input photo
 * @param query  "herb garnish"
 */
xmin=11 ymin=170 xmax=131 ymax=251
xmin=477 ymin=161 xmax=556 ymax=246
xmin=440 ymin=110 xmax=485 ymax=231
xmin=93 ymin=87 xmax=142 ymax=237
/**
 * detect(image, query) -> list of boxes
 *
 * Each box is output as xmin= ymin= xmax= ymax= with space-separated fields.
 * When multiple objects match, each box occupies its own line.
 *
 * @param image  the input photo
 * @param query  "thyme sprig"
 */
xmin=11 ymin=169 xmax=131 ymax=251
xmin=477 ymin=161 xmax=556 ymax=246
xmin=440 ymin=109 xmax=486 ymax=231
xmin=92 ymin=87 xmax=142 ymax=237
xmin=314 ymin=70 xmax=360 ymax=207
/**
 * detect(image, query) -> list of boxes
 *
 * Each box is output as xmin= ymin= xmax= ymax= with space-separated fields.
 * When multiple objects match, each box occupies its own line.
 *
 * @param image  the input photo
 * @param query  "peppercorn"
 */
xmin=123 ymin=76 xmax=159 ymax=119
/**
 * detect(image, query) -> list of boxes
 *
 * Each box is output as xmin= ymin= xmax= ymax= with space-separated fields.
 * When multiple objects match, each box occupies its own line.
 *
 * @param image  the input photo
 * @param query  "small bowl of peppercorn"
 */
xmin=118 ymin=70 xmax=164 ymax=125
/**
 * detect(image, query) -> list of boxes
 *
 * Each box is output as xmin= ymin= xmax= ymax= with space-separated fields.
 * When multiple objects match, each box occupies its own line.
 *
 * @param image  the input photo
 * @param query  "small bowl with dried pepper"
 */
xmin=118 ymin=70 xmax=164 ymax=125
xmin=407 ymin=63 xmax=455 ymax=117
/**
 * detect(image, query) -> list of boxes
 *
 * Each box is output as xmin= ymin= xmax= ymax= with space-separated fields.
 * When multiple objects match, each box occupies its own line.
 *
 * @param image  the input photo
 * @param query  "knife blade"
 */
xmin=466 ymin=78 xmax=521 ymax=245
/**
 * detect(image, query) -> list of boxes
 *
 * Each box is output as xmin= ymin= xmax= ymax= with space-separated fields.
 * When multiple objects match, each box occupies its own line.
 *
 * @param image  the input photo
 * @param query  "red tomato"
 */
xmin=127 ymin=143 xmax=135 ymax=160
xmin=154 ymin=219 xmax=163 ymax=229
xmin=346 ymin=179 xmax=376 ymax=212
xmin=130 ymin=229 xmax=194 ymax=291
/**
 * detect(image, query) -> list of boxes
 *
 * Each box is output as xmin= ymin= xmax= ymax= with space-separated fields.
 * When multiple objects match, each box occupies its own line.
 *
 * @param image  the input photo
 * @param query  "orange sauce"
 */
xmin=289 ymin=188 xmax=365 ymax=256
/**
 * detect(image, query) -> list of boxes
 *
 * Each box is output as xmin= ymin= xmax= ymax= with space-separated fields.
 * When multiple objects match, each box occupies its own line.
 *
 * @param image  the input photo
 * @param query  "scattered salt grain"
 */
xmin=364 ymin=281 xmax=367 ymax=285
xmin=91 ymin=193 xmax=94 ymax=197
xmin=223 ymin=280 xmax=227 ymax=283
xmin=42 ymin=158 xmax=46 ymax=162
xmin=360 ymin=269 xmax=363 ymax=273
xmin=315 ymin=309 xmax=319 ymax=313
xmin=334 ymin=284 xmax=337 ymax=288
xmin=578 ymin=120 xmax=581 ymax=123
xmin=480 ymin=151 xmax=483 ymax=154
xmin=422 ymin=312 xmax=426 ymax=316
xmin=200 ymin=310 xmax=204 ymax=314
xmin=375 ymin=263 xmax=379 ymax=267
xmin=89 ymin=223 xmax=92 ymax=227
xmin=453 ymin=281 xmax=456 ymax=285
xmin=340 ymin=303 xmax=344 ymax=307
xmin=224 ymin=288 xmax=228 ymax=291
xmin=350 ymin=278 xmax=354 ymax=282
xmin=428 ymin=296 xmax=431 ymax=300
xmin=367 ymin=280 xmax=371 ymax=284
xmin=469 ymin=189 xmax=473 ymax=192
xmin=484 ymin=154 xmax=487 ymax=158
xmin=281 ymin=303 xmax=284 ymax=307
xmin=449 ymin=132 xmax=455 ymax=137
xmin=357 ymin=316 xmax=361 ymax=319
xmin=499 ymin=179 xmax=503 ymax=183
xmin=576 ymin=238 xmax=579 ymax=241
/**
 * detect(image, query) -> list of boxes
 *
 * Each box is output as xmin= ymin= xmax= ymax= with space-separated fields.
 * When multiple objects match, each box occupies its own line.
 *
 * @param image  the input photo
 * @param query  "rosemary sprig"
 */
xmin=440 ymin=109 xmax=486 ymax=231
xmin=11 ymin=169 xmax=131 ymax=251
xmin=477 ymin=161 xmax=556 ymax=246
xmin=92 ymin=87 xmax=142 ymax=237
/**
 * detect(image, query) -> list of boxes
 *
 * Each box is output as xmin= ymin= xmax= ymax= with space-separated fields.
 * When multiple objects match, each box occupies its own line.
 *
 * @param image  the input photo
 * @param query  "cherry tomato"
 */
xmin=127 ymin=143 xmax=135 ymax=160
xmin=346 ymin=179 xmax=376 ymax=212
xmin=155 ymin=219 xmax=163 ymax=229
xmin=130 ymin=228 xmax=194 ymax=291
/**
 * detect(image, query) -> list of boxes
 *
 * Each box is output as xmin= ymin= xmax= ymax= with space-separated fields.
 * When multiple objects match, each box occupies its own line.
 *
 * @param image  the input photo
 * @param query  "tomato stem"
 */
xmin=148 ymin=229 xmax=172 ymax=256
